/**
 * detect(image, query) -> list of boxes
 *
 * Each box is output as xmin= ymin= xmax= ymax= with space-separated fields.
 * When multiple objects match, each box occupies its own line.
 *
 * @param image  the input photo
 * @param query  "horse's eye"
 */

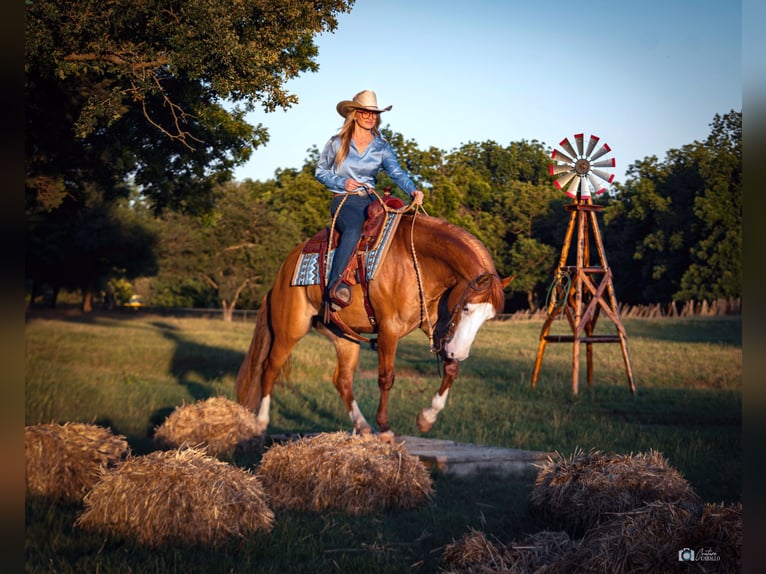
xmin=462 ymin=305 xmax=471 ymax=315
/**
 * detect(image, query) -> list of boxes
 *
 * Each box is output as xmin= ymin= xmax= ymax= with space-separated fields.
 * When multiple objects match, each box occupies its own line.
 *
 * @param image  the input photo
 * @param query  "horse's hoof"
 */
xmin=378 ymin=430 xmax=395 ymax=444
xmin=416 ymin=411 xmax=434 ymax=433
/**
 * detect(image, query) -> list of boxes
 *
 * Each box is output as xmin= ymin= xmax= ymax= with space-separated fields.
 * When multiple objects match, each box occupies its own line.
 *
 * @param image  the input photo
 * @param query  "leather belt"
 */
xmin=333 ymin=188 xmax=370 ymax=197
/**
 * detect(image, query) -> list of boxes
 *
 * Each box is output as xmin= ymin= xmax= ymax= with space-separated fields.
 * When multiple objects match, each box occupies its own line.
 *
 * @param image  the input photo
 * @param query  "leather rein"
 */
xmin=430 ymin=272 xmax=498 ymax=354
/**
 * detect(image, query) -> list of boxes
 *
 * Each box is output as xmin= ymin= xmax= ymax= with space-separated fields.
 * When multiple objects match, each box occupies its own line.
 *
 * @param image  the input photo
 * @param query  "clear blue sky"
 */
xmin=233 ymin=0 xmax=742 ymax=186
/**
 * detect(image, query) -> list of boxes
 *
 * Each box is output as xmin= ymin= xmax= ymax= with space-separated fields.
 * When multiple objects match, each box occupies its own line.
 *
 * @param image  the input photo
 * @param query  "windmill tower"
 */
xmin=530 ymin=134 xmax=636 ymax=395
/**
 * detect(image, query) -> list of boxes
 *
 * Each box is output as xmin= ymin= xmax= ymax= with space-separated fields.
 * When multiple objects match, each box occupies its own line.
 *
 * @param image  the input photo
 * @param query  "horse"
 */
xmin=235 ymin=207 xmax=513 ymax=440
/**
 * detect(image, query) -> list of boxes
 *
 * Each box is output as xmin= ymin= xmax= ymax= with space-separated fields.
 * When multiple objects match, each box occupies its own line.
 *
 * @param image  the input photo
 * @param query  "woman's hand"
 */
xmin=344 ymin=178 xmax=364 ymax=192
xmin=411 ymin=190 xmax=424 ymax=206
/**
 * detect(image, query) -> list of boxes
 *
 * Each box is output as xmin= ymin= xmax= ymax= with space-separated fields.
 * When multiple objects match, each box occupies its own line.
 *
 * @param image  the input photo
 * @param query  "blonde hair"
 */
xmin=334 ymin=109 xmax=382 ymax=168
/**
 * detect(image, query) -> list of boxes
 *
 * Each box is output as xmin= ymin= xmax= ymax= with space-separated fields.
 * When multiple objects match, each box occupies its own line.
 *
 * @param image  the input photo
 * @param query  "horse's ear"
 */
xmin=500 ymin=275 xmax=515 ymax=289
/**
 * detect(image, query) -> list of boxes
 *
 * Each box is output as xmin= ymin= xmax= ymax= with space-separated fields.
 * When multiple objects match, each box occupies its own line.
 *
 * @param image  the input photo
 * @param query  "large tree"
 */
xmin=25 ymin=0 xmax=354 ymax=308
xmin=603 ymin=110 xmax=741 ymax=304
xmin=157 ymin=183 xmax=301 ymax=321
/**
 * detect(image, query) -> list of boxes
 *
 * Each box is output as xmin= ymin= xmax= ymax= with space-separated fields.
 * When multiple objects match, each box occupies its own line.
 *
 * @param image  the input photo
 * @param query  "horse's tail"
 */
xmin=235 ymin=290 xmax=274 ymax=412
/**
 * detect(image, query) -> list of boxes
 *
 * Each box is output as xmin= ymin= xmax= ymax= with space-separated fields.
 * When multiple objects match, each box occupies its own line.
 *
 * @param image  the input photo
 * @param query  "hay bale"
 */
xmin=442 ymin=529 xmax=506 ymax=572
xmin=507 ymin=530 xmax=579 ymax=574
xmin=257 ymin=431 xmax=434 ymax=515
xmin=442 ymin=529 xmax=577 ymax=574
xmin=153 ymin=396 xmax=262 ymax=459
xmin=25 ymin=422 xmax=129 ymax=503
xmin=530 ymin=449 xmax=700 ymax=532
xmin=552 ymin=501 xmax=742 ymax=573
xmin=75 ymin=447 xmax=274 ymax=547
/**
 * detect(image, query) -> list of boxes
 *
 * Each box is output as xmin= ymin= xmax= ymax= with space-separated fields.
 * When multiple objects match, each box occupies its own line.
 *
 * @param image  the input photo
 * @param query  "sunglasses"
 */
xmin=356 ymin=110 xmax=380 ymax=119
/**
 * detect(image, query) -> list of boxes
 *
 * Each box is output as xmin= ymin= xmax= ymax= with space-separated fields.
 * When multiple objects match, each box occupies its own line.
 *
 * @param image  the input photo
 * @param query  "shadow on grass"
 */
xmin=151 ymin=320 xmax=243 ymax=396
xmin=24 ymin=471 xmax=541 ymax=574
xmin=623 ymin=317 xmax=741 ymax=346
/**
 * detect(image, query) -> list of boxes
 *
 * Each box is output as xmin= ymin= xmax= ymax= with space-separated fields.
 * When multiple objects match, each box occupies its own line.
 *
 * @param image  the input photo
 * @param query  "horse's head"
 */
xmin=440 ymin=273 xmax=514 ymax=361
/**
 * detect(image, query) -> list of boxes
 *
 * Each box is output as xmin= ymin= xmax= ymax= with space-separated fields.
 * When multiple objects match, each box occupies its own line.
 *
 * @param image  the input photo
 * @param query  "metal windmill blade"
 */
xmin=549 ymin=134 xmax=616 ymax=199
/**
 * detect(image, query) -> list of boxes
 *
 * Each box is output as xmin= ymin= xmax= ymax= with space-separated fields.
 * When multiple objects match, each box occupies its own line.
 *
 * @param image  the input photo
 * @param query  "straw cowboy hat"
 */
xmin=336 ymin=90 xmax=393 ymax=118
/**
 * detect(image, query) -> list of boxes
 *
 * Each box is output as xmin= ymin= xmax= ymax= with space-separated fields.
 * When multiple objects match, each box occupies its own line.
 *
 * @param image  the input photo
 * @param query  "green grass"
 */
xmin=25 ymin=311 xmax=742 ymax=573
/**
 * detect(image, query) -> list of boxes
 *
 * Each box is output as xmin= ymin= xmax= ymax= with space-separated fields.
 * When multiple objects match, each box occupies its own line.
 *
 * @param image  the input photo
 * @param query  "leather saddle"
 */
xmin=301 ymin=195 xmax=406 ymax=291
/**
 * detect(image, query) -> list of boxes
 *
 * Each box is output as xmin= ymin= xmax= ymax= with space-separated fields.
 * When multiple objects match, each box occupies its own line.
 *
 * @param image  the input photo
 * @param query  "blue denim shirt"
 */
xmin=315 ymin=133 xmax=417 ymax=196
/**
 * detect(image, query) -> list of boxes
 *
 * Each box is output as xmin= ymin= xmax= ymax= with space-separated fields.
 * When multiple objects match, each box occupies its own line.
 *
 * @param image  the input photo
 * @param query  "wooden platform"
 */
xmin=395 ymin=435 xmax=550 ymax=479
xmin=266 ymin=433 xmax=551 ymax=479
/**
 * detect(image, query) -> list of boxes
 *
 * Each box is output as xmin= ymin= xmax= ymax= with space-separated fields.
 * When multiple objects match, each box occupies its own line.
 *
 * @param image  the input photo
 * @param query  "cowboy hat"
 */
xmin=336 ymin=90 xmax=393 ymax=118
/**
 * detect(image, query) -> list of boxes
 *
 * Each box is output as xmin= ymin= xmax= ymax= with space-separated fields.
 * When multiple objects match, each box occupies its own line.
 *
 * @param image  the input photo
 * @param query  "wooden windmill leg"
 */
xmin=586 ymin=320 xmax=594 ymax=388
xmin=531 ymin=317 xmax=552 ymax=389
xmin=531 ymin=209 xmax=577 ymax=389
xmin=588 ymin=209 xmax=637 ymax=394
xmin=583 ymin=209 xmax=594 ymax=389
xmin=571 ymin=210 xmax=588 ymax=395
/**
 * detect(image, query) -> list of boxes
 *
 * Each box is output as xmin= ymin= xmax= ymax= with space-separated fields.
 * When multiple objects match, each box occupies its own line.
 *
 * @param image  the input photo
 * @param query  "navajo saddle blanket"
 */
xmin=291 ymin=199 xmax=405 ymax=289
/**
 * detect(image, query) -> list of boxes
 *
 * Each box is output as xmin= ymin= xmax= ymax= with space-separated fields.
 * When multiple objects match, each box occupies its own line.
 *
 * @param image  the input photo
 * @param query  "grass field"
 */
xmin=25 ymin=310 xmax=742 ymax=573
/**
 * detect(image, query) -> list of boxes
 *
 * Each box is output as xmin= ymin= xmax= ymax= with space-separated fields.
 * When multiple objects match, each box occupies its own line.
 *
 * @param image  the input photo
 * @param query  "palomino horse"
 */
xmin=235 ymin=208 xmax=513 ymax=439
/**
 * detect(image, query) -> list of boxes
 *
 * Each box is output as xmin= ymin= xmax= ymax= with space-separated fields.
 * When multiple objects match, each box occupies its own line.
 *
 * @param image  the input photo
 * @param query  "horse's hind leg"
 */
xmin=254 ymin=289 xmax=316 ymax=434
xmin=318 ymin=326 xmax=373 ymax=435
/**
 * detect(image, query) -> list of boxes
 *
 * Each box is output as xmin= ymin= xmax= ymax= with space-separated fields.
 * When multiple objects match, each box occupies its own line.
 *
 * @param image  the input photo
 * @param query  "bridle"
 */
xmin=431 ymin=272 xmax=497 ymax=354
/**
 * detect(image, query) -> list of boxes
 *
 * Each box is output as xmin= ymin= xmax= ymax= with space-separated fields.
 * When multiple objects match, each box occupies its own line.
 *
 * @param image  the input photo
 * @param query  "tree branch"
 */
xmin=132 ymin=76 xmax=203 ymax=151
xmin=222 ymin=242 xmax=258 ymax=252
xmin=62 ymin=52 xmax=169 ymax=71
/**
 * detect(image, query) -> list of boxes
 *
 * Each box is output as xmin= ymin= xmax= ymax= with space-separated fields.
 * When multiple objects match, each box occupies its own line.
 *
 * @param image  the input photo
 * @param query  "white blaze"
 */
xmin=444 ymin=302 xmax=495 ymax=361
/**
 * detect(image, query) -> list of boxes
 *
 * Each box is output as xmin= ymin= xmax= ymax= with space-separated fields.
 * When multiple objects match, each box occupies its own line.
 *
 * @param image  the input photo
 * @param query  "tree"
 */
xmin=508 ymin=236 xmax=556 ymax=310
xmin=260 ymin=151 xmax=332 ymax=239
xmin=158 ymin=184 xmax=301 ymax=320
xmin=603 ymin=110 xmax=741 ymax=304
xmin=26 ymin=196 xmax=159 ymax=311
xmin=676 ymin=111 xmax=742 ymax=301
xmin=25 ymin=0 xmax=354 ymax=308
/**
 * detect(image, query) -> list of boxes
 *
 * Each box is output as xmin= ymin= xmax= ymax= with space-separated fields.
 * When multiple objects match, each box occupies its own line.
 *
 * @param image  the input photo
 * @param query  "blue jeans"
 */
xmin=328 ymin=193 xmax=373 ymax=288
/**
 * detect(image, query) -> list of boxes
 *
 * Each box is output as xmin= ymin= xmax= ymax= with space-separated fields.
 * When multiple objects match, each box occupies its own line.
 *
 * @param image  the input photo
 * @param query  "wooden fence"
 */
xmin=496 ymin=298 xmax=741 ymax=321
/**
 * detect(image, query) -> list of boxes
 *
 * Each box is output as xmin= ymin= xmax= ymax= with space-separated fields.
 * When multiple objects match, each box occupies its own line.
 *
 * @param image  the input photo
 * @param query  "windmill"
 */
xmin=531 ymin=134 xmax=636 ymax=395
xmin=549 ymin=133 xmax=616 ymax=200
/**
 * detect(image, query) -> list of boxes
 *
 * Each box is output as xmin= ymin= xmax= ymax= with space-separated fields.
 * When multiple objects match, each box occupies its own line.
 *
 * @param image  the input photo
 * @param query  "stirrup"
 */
xmin=327 ymin=280 xmax=352 ymax=309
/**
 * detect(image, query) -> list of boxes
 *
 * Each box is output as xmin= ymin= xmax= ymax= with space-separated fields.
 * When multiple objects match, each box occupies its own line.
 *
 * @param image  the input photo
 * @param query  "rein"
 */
xmin=324 ymin=185 xmax=431 ymax=346
xmin=325 ymin=188 xmax=498 ymax=356
xmin=361 ymin=187 xmax=436 ymax=350
xmin=431 ymin=272 xmax=497 ymax=354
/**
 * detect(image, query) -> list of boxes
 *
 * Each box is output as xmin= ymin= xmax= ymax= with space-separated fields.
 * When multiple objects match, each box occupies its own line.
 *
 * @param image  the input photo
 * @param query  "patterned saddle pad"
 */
xmin=291 ymin=207 xmax=403 ymax=287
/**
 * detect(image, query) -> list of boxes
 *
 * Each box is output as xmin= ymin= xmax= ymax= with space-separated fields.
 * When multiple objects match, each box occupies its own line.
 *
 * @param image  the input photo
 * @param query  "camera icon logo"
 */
xmin=678 ymin=548 xmax=695 ymax=562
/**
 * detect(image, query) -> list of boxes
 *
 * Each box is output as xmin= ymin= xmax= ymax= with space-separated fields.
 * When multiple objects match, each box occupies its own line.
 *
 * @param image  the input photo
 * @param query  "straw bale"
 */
xmin=25 ymin=422 xmax=129 ymax=503
xmin=76 ymin=447 xmax=274 ymax=547
xmin=442 ymin=529 xmax=507 ymax=572
xmin=153 ymin=396 xmax=262 ymax=459
xmin=442 ymin=529 xmax=577 ymax=574
xmin=530 ymin=448 xmax=700 ymax=532
xmin=552 ymin=500 xmax=742 ymax=573
xmin=257 ymin=431 xmax=434 ymax=515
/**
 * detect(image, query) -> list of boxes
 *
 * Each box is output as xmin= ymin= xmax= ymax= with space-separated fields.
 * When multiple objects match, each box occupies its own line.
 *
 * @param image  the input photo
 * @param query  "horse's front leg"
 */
xmin=417 ymin=358 xmax=459 ymax=432
xmin=375 ymin=333 xmax=399 ymax=443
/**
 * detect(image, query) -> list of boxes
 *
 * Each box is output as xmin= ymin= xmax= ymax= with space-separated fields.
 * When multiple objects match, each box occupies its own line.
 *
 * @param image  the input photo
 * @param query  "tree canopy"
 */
xmin=24 ymin=3 xmax=740 ymax=313
xmin=603 ymin=111 xmax=741 ymax=304
xmin=25 ymin=0 xmax=354 ymax=308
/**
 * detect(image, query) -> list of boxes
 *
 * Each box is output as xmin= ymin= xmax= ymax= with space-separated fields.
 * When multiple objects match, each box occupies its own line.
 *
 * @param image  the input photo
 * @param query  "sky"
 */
xmin=233 ymin=0 xmax=742 ymax=187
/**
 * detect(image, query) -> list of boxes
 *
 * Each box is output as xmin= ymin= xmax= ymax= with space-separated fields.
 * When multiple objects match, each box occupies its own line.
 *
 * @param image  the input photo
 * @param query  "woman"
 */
xmin=315 ymin=89 xmax=424 ymax=309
